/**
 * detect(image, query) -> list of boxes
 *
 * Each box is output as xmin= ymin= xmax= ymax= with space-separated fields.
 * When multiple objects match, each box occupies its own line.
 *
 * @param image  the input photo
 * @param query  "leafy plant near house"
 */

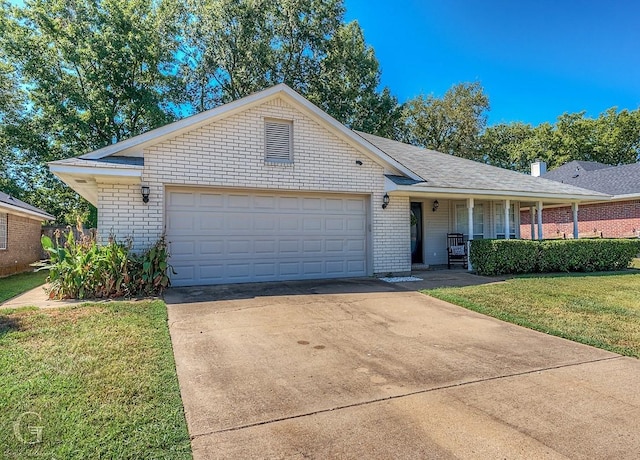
xmin=470 ymin=238 xmax=640 ymax=276
xmin=129 ymin=236 xmax=172 ymax=296
xmin=39 ymin=228 xmax=174 ymax=299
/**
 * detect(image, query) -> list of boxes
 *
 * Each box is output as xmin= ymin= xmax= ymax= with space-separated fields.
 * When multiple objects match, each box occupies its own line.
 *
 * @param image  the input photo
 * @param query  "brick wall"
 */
xmin=520 ymin=200 xmax=640 ymax=239
xmin=97 ymin=96 xmax=411 ymax=275
xmin=0 ymin=213 xmax=44 ymax=277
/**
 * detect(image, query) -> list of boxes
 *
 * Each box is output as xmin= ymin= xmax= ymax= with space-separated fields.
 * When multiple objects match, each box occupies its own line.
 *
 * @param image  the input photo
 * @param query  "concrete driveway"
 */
xmin=165 ymin=278 xmax=640 ymax=459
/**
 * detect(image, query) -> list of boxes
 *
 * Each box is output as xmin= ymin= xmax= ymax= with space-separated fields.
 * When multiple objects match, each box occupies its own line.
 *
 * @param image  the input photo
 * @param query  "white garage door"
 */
xmin=166 ymin=188 xmax=369 ymax=286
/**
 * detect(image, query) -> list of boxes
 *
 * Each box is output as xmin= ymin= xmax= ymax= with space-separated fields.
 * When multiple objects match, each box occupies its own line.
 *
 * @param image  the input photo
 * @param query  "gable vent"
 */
xmin=265 ymin=120 xmax=293 ymax=163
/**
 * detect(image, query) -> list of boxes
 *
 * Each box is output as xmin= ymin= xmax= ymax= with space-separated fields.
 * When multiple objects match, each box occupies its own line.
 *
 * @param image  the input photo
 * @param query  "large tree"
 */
xmin=399 ymin=82 xmax=490 ymax=160
xmin=479 ymin=108 xmax=640 ymax=173
xmin=0 ymin=0 xmax=182 ymax=223
xmin=180 ymin=0 xmax=399 ymax=136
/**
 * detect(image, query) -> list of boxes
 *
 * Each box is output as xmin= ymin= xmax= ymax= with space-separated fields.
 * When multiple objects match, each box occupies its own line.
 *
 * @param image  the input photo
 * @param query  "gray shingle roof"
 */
xmin=542 ymin=160 xmax=640 ymax=196
xmin=0 ymin=191 xmax=54 ymax=219
xmin=355 ymin=131 xmax=607 ymax=198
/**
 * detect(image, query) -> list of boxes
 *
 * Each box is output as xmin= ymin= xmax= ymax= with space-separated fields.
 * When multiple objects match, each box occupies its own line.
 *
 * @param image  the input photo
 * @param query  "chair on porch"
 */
xmin=447 ymin=233 xmax=468 ymax=269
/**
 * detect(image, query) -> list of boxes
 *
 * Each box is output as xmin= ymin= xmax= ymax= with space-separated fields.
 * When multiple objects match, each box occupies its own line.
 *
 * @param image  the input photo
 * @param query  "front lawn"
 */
xmin=425 ymin=271 xmax=640 ymax=358
xmin=0 ymin=300 xmax=192 ymax=459
xmin=0 ymin=270 xmax=49 ymax=303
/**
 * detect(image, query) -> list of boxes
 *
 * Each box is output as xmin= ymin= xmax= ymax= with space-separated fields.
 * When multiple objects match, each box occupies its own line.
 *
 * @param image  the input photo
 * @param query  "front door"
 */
xmin=410 ymin=202 xmax=423 ymax=264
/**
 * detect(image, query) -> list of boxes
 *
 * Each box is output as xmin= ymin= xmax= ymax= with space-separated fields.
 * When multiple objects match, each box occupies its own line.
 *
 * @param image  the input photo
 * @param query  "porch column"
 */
xmin=467 ymin=198 xmax=474 ymax=272
xmin=504 ymin=199 xmax=511 ymax=240
xmin=572 ymin=202 xmax=579 ymax=239
xmin=530 ymin=206 xmax=536 ymax=240
xmin=537 ymin=201 xmax=544 ymax=240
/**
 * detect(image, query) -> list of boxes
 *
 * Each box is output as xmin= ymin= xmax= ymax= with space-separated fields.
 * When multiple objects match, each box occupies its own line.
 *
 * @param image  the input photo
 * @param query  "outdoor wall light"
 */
xmin=141 ymin=185 xmax=150 ymax=203
xmin=432 ymin=200 xmax=439 ymax=212
xmin=382 ymin=193 xmax=390 ymax=209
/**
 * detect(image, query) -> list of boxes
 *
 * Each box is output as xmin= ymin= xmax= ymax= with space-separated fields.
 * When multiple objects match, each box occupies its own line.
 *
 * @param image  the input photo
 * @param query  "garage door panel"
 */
xmin=228 ymin=195 xmax=251 ymax=208
xmin=166 ymin=189 xmax=368 ymax=286
xmin=253 ymin=196 xmax=276 ymax=209
xmin=169 ymin=191 xmax=196 ymax=207
xmin=199 ymin=193 xmax=224 ymax=207
xmin=200 ymin=240 xmax=224 ymax=255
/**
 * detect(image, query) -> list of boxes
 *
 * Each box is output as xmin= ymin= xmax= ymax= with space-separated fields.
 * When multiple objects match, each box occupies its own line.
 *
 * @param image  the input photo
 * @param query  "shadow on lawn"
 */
xmin=0 ymin=314 xmax=24 ymax=336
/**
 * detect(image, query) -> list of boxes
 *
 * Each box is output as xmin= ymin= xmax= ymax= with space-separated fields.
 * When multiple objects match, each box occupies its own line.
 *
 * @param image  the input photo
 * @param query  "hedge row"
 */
xmin=469 ymin=238 xmax=640 ymax=276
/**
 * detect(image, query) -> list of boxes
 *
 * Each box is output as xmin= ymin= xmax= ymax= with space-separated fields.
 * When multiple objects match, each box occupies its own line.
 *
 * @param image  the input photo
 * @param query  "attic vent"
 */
xmin=265 ymin=119 xmax=293 ymax=163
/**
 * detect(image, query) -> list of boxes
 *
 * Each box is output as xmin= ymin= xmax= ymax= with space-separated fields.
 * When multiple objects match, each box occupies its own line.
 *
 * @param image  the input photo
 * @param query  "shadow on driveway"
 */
xmin=164 ymin=271 xmax=505 ymax=304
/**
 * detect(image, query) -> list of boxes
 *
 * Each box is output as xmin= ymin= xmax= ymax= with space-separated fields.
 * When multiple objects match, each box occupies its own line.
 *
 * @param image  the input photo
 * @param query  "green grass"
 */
xmin=425 ymin=271 xmax=640 ymax=358
xmin=631 ymin=258 xmax=640 ymax=269
xmin=0 ymin=300 xmax=192 ymax=459
xmin=0 ymin=270 xmax=49 ymax=303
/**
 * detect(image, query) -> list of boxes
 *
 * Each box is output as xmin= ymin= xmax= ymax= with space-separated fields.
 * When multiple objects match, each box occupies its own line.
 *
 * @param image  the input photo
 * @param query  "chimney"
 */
xmin=531 ymin=160 xmax=547 ymax=177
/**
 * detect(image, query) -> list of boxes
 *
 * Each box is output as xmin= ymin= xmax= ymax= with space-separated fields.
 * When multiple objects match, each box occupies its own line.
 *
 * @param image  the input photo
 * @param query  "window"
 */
xmin=0 ymin=212 xmax=6 ymax=250
xmin=455 ymin=203 xmax=484 ymax=239
xmin=494 ymin=203 xmax=517 ymax=239
xmin=265 ymin=119 xmax=293 ymax=163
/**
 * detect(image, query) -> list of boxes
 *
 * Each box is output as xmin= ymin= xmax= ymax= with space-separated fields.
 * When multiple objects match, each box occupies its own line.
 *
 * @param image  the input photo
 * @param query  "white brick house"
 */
xmin=49 ymin=85 xmax=608 ymax=286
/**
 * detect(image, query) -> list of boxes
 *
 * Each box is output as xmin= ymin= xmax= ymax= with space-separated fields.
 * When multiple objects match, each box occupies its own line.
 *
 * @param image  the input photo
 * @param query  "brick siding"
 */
xmin=97 ymin=97 xmax=411 ymax=275
xmin=520 ymin=200 xmax=640 ymax=239
xmin=0 ymin=213 xmax=44 ymax=277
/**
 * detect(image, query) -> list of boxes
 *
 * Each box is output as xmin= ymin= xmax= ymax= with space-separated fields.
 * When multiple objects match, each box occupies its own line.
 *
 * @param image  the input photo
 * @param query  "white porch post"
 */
xmin=467 ymin=198 xmax=474 ymax=272
xmin=504 ymin=199 xmax=511 ymax=240
xmin=572 ymin=202 xmax=579 ymax=239
xmin=537 ymin=201 xmax=544 ymax=240
xmin=530 ymin=206 xmax=536 ymax=240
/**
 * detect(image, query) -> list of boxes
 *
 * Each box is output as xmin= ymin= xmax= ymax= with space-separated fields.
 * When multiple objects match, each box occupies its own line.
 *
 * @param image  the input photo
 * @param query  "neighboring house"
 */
xmin=520 ymin=160 xmax=640 ymax=239
xmin=0 ymin=191 xmax=54 ymax=277
xmin=48 ymin=85 xmax=607 ymax=286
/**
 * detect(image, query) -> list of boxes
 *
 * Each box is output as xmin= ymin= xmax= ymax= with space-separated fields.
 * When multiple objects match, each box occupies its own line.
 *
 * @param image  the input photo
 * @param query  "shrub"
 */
xmin=470 ymin=238 xmax=640 ymax=276
xmin=469 ymin=240 xmax=539 ymax=276
xmin=39 ymin=229 xmax=173 ymax=300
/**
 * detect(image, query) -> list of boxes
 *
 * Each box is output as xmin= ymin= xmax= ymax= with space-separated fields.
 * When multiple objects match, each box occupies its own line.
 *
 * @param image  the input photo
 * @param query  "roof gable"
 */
xmin=77 ymin=84 xmax=419 ymax=180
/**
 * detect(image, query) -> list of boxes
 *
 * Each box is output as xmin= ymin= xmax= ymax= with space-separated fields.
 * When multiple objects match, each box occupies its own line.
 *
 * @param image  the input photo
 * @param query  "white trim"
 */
xmin=48 ymin=164 xmax=143 ymax=178
xmin=0 ymin=212 xmax=6 ymax=249
xmin=0 ymin=203 xmax=54 ymax=221
xmin=387 ymin=184 xmax=609 ymax=202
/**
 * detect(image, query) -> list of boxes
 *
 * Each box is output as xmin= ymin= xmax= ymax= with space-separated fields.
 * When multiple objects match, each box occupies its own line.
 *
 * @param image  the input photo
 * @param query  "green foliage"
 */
xmin=129 ymin=236 xmax=173 ymax=296
xmin=480 ymin=108 xmax=640 ymax=173
xmin=180 ymin=0 xmax=399 ymax=136
xmin=39 ymin=230 xmax=173 ymax=299
xmin=470 ymin=239 xmax=640 ymax=276
xmin=399 ymin=82 xmax=490 ymax=160
xmin=0 ymin=0 xmax=182 ymax=224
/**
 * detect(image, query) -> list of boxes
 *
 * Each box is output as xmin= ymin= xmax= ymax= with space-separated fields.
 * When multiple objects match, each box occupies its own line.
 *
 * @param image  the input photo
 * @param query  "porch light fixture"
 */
xmin=141 ymin=185 xmax=150 ymax=203
xmin=382 ymin=193 xmax=390 ymax=209
xmin=432 ymin=200 xmax=439 ymax=212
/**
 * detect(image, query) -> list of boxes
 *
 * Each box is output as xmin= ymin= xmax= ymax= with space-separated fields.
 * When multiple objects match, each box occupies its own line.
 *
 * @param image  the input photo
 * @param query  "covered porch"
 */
xmin=405 ymin=195 xmax=522 ymax=271
xmin=385 ymin=175 xmax=608 ymax=272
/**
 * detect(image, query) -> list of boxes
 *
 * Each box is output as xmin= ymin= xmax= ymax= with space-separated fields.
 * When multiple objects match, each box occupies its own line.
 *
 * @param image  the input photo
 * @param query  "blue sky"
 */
xmin=344 ymin=0 xmax=640 ymax=126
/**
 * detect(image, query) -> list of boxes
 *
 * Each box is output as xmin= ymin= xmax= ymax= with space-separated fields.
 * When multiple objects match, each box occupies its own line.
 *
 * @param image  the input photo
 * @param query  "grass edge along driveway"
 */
xmin=425 ymin=270 xmax=640 ymax=358
xmin=0 ymin=300 xmax=192 ymax=459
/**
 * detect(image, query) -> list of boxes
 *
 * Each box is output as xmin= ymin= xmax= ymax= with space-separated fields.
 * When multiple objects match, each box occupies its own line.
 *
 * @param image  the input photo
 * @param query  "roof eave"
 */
xmin=387 ymin=184 xmax=611 ymax=202
xmin=0 ymin=202 xmax=54 ymax=221
xmin=48 ymin=163 xmax=143 ymax=206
